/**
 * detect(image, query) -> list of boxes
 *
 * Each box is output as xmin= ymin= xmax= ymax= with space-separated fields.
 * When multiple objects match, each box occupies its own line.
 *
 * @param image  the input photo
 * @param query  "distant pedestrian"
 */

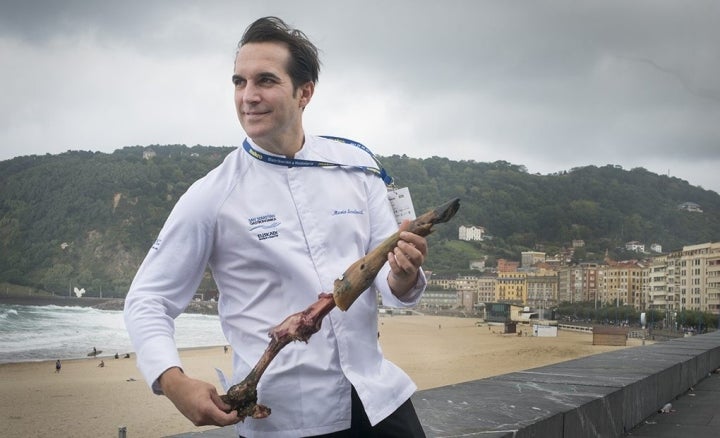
xmin=98 ymin=360 xmax=105 ymax=368
xmin=55 ymin=359 xmax=61 ymax=373
xmin=224 ymin=345 xmax=228 ymax=354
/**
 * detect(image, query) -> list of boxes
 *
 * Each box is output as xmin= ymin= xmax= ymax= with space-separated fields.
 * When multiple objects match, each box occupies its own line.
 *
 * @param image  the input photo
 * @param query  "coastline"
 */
xmin=0 ymin=295 xmax=120 ymax=308
xmin=0 ymin=295 xmax=218 ymax=314
xmin=0 ymin=314 xmax=646 ymax=438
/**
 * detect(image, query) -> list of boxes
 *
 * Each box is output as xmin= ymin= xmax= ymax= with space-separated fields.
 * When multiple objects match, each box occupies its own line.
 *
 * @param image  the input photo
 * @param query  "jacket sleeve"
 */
xmin=364 ymin=174 xmax=427 ymax=308
xmin=123 ymin=192 xmax=215 ymax=394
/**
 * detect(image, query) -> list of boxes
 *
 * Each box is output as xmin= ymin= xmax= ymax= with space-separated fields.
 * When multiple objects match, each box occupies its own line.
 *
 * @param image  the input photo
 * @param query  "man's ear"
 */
xmin=298 ymin=81 xmax=315 ymax=110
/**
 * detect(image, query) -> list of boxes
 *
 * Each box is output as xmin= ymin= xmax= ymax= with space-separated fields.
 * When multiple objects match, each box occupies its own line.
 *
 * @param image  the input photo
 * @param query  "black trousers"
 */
xmin=241 ymin=387 xmax=425 ymax=438
xmin=311 ymin=387 xmax=425 ymax=438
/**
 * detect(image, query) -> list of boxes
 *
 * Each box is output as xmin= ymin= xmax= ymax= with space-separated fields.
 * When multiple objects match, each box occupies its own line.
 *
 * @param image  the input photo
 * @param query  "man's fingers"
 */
xmin=209 ymin=392 xmax=241 ymax=425
xmin=397 ymin=227 xmax=428 ymax=259
xmin=396 ymin=241 xmax=424 ymax=267
xmin=210 ymin=390 xmax=232 ymax=412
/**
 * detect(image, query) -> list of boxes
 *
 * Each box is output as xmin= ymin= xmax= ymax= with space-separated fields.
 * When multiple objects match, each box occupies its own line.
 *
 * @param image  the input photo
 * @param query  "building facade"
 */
xmin=557 ymin=263 xmax=600 ymax=304
xmin=521 ymin=251 xmax=546 ymax=268
xmin=600 ymin=260 xmax=645 ymax=309
xmin=673 ymin=242 xmax=720 ymax=313
xmin=526 ymin=270 xmax=559 ymax=310
xmin=458 ymin=225 xmax=485 ymax=241
xmin=496 ymin=272 xmax=527 ymax=305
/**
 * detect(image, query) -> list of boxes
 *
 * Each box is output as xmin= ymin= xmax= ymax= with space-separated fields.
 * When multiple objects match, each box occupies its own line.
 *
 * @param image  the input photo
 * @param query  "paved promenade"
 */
xmin=623 ymin=369 xmax=720 ymax=437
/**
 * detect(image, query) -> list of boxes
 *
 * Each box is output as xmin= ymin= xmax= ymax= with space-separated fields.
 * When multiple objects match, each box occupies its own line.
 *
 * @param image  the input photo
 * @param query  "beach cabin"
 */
xmin=533 ymin=324 xmax=558 ymax=337
xmin=485 ymin=302 xmax=524 ymax=323
xmin=592 ymin=326 xmax=629 ymax=346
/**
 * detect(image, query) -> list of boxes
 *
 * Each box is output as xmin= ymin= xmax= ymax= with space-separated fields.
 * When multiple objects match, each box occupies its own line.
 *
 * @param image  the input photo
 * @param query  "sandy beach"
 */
xmin=0 ymin=315 xmax=645 ymax=437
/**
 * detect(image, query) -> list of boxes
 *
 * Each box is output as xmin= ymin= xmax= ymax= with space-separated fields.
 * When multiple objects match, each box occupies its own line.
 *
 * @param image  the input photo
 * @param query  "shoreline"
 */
xmin=0 ymin=295 xmax=120 ymax=307
xmin=0 ymin=295 xmax=218 ymax=314
xmin=0 ymin=344 xmax=229 ymax=366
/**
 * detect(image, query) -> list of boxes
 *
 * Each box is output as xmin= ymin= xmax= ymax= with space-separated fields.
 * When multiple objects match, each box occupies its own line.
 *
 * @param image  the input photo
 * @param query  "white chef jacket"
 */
xmin=124 ymin=135 xmax=427 ymax=438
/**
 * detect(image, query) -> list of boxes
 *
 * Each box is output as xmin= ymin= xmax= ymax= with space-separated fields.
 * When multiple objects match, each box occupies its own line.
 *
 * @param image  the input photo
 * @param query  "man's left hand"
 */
xmin=387 ymin=220 xmax=428 ymax=297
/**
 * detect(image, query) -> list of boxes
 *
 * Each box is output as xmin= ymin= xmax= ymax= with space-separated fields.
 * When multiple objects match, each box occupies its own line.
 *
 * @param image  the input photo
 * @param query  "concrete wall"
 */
xmin=414 ymin=331 xmax=720 ymax=437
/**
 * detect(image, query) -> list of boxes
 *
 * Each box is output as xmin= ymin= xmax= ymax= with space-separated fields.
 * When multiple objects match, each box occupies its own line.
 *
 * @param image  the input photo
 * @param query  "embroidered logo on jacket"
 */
xmin=248 ymin=214 xmax=280 ymax=240
xmin=332 ymin=209 xmax=365 ymax=216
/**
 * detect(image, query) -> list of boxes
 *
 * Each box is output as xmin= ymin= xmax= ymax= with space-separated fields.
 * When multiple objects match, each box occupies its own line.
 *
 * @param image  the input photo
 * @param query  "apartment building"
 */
xmin=425 ymin=275 xmax=497 ymax=311
xmin=600 ymin=260 xmax=645 ymax=309
xmin=557 ymin=263 xmax=601 ymax=304
xmin=496 ymin=271 xmax=527 ymax=305
xmin=521 ymin=251 xmax=546 ymax=268
xmin=526 ymin=270 xmax=559 ymax=310
xmin=672 ymin=242 xmax=720 ymax=313
xmin=497 ymin=258 xmax=520 ymax=272
xmin=418 ymin=289 xmax=459 ymax=310
xmin=476 ymin=275 xmax=497 ymax=304
xmin=645 ymin=255 xmax=675 ymax=312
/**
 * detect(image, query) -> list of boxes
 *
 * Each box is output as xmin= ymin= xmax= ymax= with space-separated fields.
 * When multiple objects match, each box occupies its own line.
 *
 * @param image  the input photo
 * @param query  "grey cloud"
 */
xmin=0 ymin=0 xmax=718 ymax=193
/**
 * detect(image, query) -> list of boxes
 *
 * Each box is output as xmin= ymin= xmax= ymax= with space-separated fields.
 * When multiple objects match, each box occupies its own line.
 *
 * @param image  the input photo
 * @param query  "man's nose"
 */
xmin=242 ymin=82 xmax=261 ymax=103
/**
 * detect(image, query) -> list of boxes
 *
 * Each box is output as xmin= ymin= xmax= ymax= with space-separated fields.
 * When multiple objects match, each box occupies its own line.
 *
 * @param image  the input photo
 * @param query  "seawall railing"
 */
xmin=413 ymin=331 xmax=720 ymax=437
xmin=557 ymin=323 xmax=594 ymax=333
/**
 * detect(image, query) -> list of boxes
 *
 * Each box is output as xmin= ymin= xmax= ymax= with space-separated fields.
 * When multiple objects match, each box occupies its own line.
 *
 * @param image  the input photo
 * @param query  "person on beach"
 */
xmin=124 ymin=16 xmax=429 ymax=438
xmin=55 ymin=359 xmax=61 ymax=373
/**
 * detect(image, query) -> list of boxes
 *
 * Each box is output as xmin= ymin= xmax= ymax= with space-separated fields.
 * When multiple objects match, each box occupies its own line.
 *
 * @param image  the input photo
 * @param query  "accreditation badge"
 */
xmin=387 ymin=187 xmax=416 ymax=225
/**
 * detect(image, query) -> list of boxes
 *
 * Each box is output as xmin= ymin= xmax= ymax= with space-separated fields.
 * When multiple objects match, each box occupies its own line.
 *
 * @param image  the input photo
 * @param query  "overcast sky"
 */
xmin=2 ymin=1 xmax=719 ymax=194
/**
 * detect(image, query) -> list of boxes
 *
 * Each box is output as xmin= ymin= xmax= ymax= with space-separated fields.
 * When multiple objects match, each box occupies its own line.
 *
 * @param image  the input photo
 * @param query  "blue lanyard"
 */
xmin=242 ymin=136 xmax=394 ymax=186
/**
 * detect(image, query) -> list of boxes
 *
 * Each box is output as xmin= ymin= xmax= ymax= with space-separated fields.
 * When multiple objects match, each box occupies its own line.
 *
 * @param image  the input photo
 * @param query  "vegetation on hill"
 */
xmin=1 ymin=146 xmax=719 ymax=297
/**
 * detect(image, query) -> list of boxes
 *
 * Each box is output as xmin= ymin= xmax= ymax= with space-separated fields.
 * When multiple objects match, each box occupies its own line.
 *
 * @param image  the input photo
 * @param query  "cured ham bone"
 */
xmin=220 ymin=198 xmax=461 ymax=420
xmin=219 ymin=293 xmax=336 ymax=420
xmin=333 ymin=197 xmax=461 ymax=310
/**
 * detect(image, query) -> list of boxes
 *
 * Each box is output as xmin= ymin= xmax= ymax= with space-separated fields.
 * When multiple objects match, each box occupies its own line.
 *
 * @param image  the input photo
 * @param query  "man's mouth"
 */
xmin=244 ymin=110 xmax=269 ymax=117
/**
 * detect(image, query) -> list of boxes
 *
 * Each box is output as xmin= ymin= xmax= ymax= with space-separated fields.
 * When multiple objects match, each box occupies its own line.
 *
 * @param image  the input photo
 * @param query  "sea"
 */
xmin=0 ymin=303 xmax=228 ymax=364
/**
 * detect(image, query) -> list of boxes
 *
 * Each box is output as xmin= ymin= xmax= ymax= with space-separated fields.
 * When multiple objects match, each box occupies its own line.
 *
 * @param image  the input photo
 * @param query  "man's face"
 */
xmin=233 ymin=42 xmax=313 ymax=153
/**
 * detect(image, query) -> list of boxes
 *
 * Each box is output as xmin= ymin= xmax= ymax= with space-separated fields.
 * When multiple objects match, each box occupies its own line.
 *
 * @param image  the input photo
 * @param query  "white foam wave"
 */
xmin=0 ymin=308 xmax=19 ymax=318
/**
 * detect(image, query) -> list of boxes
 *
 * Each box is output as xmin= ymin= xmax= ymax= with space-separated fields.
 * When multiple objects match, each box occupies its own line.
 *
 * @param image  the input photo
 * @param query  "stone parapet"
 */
xmin=414 ymin=331 xmax=720 ymax=437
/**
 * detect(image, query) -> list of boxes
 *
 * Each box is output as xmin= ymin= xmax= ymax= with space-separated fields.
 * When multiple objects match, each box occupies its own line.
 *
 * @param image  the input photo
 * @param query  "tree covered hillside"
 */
xmin=383 ymin=156 xmax=720 ymax=268
xmin=1 ymin=146 xmax=719 ymax=297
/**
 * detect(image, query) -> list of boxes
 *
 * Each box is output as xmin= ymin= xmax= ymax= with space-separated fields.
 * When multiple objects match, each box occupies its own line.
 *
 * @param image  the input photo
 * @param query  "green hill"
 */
xmin=1 ymin=146 xmax=718 ymax=297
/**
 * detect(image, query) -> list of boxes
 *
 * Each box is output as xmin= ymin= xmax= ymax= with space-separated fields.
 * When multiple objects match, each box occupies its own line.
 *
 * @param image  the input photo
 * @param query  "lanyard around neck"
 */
xmin=242 ymin=136 xmax=394 ymax=186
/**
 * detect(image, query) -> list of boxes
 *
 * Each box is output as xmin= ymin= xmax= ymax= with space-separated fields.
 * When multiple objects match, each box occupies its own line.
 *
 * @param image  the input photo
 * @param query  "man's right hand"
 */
xmin=159 ymin=367 xmax=240 ymax=427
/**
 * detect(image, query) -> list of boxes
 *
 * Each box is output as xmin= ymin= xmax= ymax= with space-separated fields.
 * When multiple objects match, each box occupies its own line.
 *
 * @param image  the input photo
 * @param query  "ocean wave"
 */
xmin=0 ymin=303 xmax=226 ymax=364
xmin=0 ymin=308 xmax=19 ymax=319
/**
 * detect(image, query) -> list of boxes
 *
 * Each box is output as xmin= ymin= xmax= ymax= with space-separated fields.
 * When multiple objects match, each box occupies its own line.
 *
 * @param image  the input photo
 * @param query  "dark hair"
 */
xmin=238 ymin=16 xmax=321 ymax=89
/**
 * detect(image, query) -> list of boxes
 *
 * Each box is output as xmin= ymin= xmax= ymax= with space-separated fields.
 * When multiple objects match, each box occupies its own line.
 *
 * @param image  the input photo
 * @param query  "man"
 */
xmin=124 ymin=16 xmax=428 ymax=437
